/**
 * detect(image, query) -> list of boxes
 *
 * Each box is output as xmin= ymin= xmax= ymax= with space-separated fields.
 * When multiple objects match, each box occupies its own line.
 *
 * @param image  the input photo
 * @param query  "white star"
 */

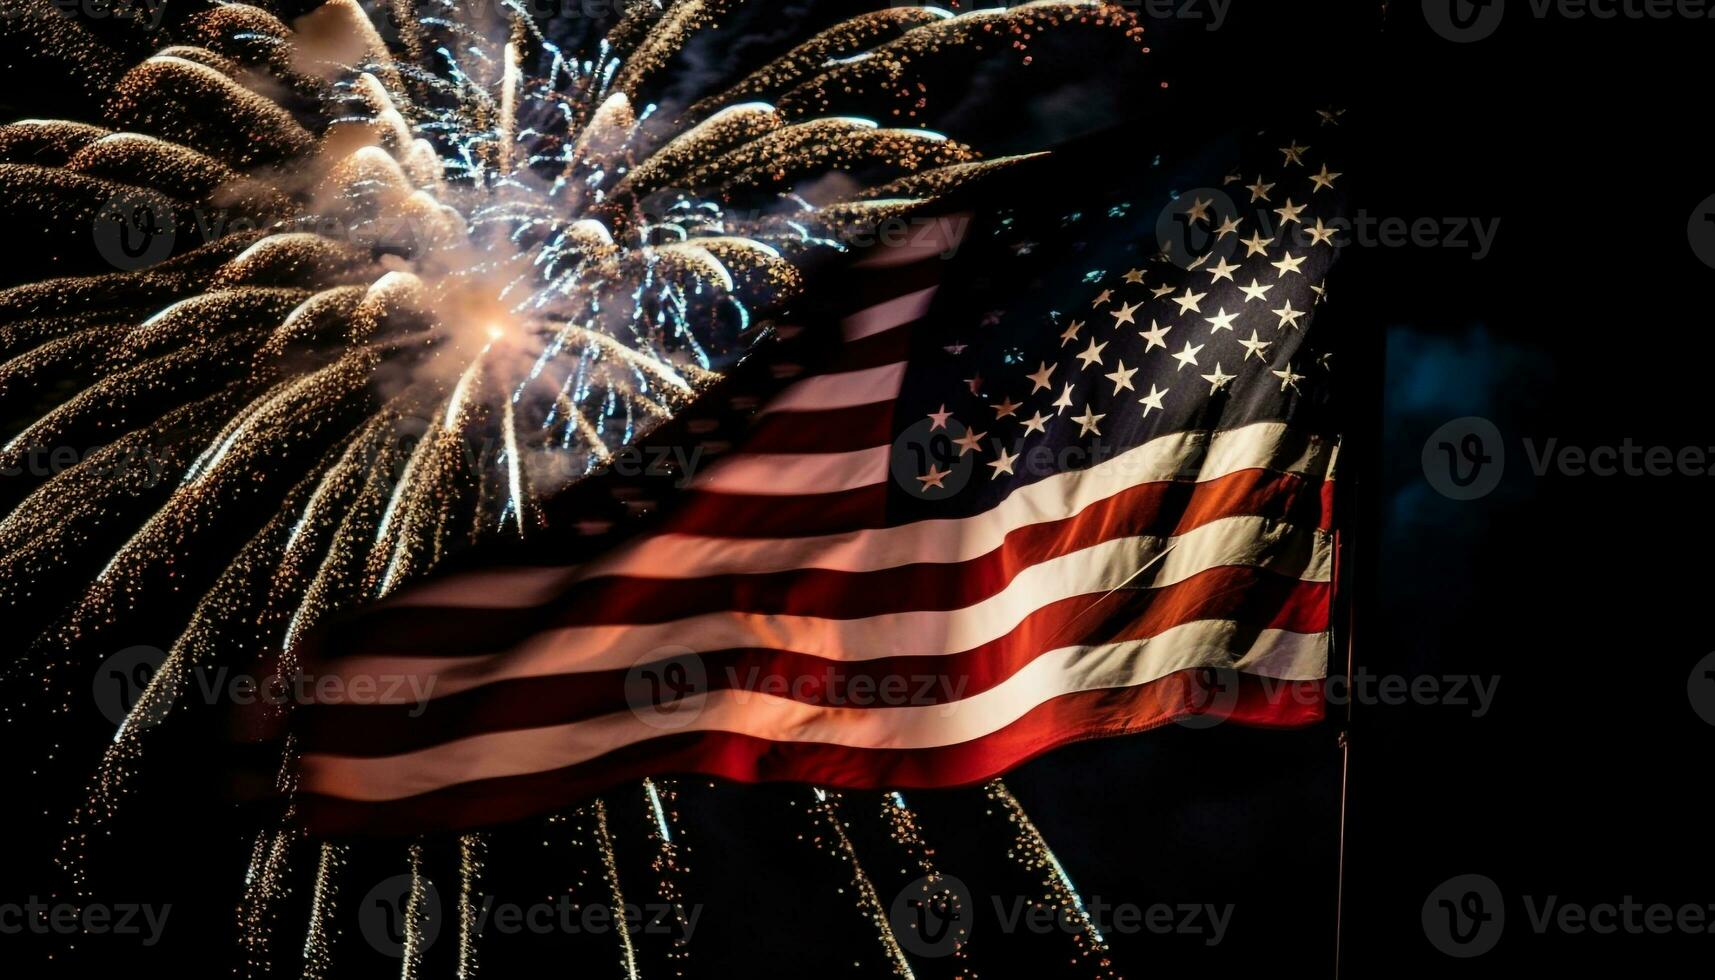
xmin=1273 ymin=363 xmax=1306 ymax=393
xmin=1171 ymin=341 xmax=1204 ymax=372
xmin=927 ymin=405 xmax=952 ymax=430
xmin=1238 ymin=330 xmax=1272 ymax=362
xmin=1059 ymin=320 xmax=1084 ymax=347
xmin=1201 ymin=363 xmax=1236 ymax=394
xmin=1204 ymin=308 xmax=1240 ymax=334
xmin=1239 ymin=278 xmax=1274 ymax=303
xmin=1076 ymin=337 xmax=1109 ymax=370
xmin=917 ymin=465 xmax=950 ymax=490
xmin=1020 ymin=411 xmax=1049 ymax=435
xmin=1273 ymin=198 xmax=1306 ymax=226
xmin=1110 ymin=300 xmax=1143 ymax=327
xmin=1139 ymin=383 xmax=1169 ymax=418
xmin=1246 ymin=176 xmax=1275 ymax=203
xmin=1172 ymin=288 xmax=1208 ymax=315
xmin=1051 ymin=383 xmax=1076 ymax=415
xmin=1072 ymin=406 xmax=1105 ymax=437
xmin=991 ymin=396 xmax=1021 ymax=419
xmin=1309 ymin=163 xmax=1342 ymax=192
xmin=1271 ymin=252 xmax=1307 ymax=278
xmin=1279 ymin=141 xmax=1309 ymax=167
xmin=1305 ymin=218 xmax=1339 ymax=247
xmin=1206 ymin=256 xmax=1241 ymax=283
xmin=952 ymin=428 xmax=987 ymax=456
xmin=1090 ymin=290 xmax=1112 ymax=309
xmin=1139 ymin=319 xmax=1172 ymax=353
xmin=1273 ymin=300 xmax=1307 ymax=331
xmin=1104 ymin=360 xmax=1138 ymax=393
xmin=1026 ymin=361 xmax=1056 ymax=393
xmin=987 ymin=446 xmax=1019 ymax=477
xmin=1241 ymin=230 xmax=1274 ymax=257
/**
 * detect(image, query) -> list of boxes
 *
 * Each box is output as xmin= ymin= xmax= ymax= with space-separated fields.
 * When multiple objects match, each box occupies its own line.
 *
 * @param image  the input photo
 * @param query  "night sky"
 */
xmin=5 ymin=1 xmax=1712 ymax=976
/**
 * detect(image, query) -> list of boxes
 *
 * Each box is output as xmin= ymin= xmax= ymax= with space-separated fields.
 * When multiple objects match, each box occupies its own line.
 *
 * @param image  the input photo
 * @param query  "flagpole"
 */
xmin=1332 ymin=502 xmax=1359 ymax=979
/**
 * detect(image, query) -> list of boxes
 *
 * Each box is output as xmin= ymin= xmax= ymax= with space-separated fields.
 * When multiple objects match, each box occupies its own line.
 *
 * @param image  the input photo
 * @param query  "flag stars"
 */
xmin=1027 ymin=361 xmax=1057 ymax=393
xmin=1273 ymin=362 xmax=1307 ymax=393
xmin=1309 ymin=163 xmax=1342 ymax=192
xmin=1110 ymin=299 xmax=1143 ymax=327
xmin=1059 ymin=320 xmax=1084 ymax=346
xmin=991 ymin=396 xmax=1021 ymax=419
xmin=987 ymin=446 xmax=1019 ymax=478
xmin=1241 ymin=230 xmax=1274 ymax=257
xmin=1204 ymin=308 xmax=1240 ymax=335
xmin=1239 ymin=278 xmax=1274 ymax=303
xmin=952 ymin=428 xmax=987 ymax=456
xmin=917 ymin=465 xmax=951 ymax=491
xmin=1272 ymin=300 xmax=1307 ymax=331
xmin=1273 ymin=198 xmax=1307 ymax=226
xmin=1051 ymin=383 xmax=1077 ymax=415
xmin=1122 ymin=267 xmax=1147 ymax=284
xmin=1305 ymin=218 xmax=1339 ymax=247
xmin=1213 ymin=214 xmax=1244 ymax=239
xmin=1246 ymin=176 xmax=1275 ymax=203
xmin=1182 ymin=195 xmax=1215 ymax=225
xmin=1150 ymin=283 xmax=1176 ymax=299
xmin=1090 ymin=290 xmax=1113 ymax=309
xmin=1020 ymin=411 xmax=1049 ymax=435
xmin=1139 ymin=383 xmax=1169 ymax=418
xmin=1279 ymin=141 xmax=1310 ymax=167
xmin=1271 ymin=251 xmax=1308 ymax=278
xmin=1201 ymin=363 xmax=1237 ymax=394
xmin=1140 ymin=319 xmax=1172 ymax=353
xmin=1076 ymin=337 xmax=1109 ymax=370
xmin=927 ymin=404 xmax=953 ymax=430
xmin=1206 ymin=256 xmax=1241 ymax=283
xmin=1072 ymin=406 xmax=1106 ymax=437
xmin=1104 ymin=359 xmax=1139 ymax=393
xmin=1238 ymin=330 xmax=1272 ymax=362
xmin=1172 ymin=288 xmax=1208 ymax=315
xmin=1171 ymin=340 xmax=1204 ymax=371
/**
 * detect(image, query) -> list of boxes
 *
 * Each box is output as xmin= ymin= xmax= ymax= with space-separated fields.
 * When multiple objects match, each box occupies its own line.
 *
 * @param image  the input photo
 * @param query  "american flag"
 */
xmin=296 ymin=109 xmax=1349 ymax=835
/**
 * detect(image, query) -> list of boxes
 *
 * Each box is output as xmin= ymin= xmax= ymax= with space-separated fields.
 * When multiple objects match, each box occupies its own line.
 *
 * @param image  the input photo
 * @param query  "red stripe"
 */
xmin=324 ymin=467 xmax=1329 ymax=657
xmin=298 ymin=670 xmax=1324 ymax=836
xmin=741 ymin=402 xmax=894 ymax=455
xmin=655 ymin=481 xmax=889 ymax=537
xmin=300 ymin=566 xmax=1326 ymax=755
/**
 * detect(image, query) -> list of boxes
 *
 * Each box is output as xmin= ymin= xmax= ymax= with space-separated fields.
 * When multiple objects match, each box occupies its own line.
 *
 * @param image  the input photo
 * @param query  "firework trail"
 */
xmin=0 ymin=0 xmax=1147 ymax=969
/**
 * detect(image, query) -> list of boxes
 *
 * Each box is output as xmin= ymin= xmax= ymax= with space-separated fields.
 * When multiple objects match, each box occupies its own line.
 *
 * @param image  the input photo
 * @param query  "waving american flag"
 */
xmin=297 ymin=109 xmax=1350 ymax=835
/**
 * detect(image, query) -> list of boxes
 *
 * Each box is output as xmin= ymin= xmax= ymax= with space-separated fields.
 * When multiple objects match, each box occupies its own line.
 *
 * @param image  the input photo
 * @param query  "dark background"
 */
xmin=4 ymin=0 xmax=1711 ymax=976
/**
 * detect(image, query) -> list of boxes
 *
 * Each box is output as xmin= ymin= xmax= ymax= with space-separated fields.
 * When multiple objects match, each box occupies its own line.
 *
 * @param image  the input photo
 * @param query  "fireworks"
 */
xmin=1 ymin=0 xmax=1148 ymax=971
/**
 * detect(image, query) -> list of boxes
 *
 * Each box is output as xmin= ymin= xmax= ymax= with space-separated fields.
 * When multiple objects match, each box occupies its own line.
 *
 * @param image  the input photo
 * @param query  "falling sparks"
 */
xmin=987 ymin=780 xmax=1119 ymax=980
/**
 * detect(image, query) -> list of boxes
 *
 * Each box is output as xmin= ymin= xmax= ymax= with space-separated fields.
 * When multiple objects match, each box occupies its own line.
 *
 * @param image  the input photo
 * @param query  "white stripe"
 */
xmin=841 ymin=285 xmax=936 ymax=340
xmin=329 ymin=514 xmax=1330 ymax=699
xmin=689 ymin=445 xmax=889 ymax=495
xmin=759 ymin=362 xmax=906 ymax=415
xmin=301 ymin=623 xmax=1328 ymax=802
xmin=605 ymin=422 xmax=1332 ymax=579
